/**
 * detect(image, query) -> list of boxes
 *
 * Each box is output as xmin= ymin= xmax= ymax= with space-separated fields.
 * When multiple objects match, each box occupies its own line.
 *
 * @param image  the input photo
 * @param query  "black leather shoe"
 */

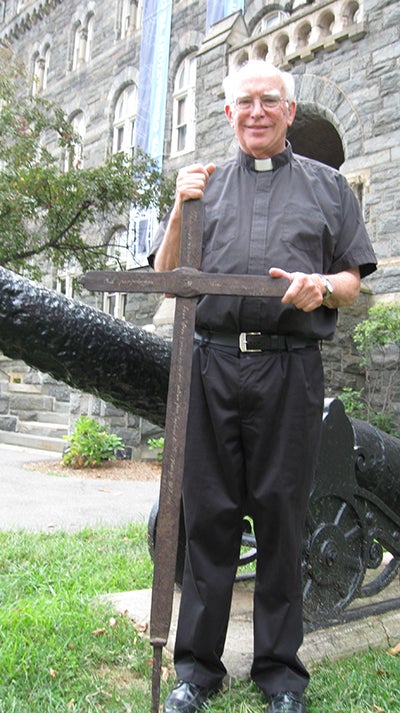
xmin=265 ymin=691 xmax=306 ymax=713
xmin=163 ymin=680 xmax=218 ymax=713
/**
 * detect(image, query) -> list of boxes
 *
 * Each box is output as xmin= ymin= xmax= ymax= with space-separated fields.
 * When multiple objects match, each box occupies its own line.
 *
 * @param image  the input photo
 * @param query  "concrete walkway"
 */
xmin=0 ymin=443 xmax=159 ymax=532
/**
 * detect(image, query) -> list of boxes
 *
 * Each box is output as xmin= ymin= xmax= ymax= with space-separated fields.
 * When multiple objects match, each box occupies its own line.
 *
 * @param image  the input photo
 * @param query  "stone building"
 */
xmin=0 ymin=0 xmax=399 ymax=452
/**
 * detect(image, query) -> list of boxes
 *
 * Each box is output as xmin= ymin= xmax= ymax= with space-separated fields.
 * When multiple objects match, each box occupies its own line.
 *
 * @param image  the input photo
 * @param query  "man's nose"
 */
xmin=250 ymin=98 xmax=266 ymax=115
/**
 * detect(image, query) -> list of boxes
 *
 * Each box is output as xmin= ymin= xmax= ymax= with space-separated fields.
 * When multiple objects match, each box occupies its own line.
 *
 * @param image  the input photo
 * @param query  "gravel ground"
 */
xmin=24 ymin=457 xmax=162 ymax=481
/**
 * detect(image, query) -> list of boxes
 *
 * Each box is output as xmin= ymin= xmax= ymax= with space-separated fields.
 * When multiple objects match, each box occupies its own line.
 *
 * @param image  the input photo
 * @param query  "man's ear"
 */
xmin=224 ymin=103 xmax=235 ymax=128
xmin=287 ymin=101 xmax=297 ymax=127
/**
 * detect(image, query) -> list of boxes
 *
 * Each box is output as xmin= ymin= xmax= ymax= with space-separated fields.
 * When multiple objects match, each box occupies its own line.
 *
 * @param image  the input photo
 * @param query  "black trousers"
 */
xmin=174 ymin=342 xmax=324 ymax=696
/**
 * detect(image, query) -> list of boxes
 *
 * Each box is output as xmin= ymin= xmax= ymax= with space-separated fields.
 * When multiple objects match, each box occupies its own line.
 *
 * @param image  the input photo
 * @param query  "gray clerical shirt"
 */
xmin=150 ymin=143 xmax=377 ymax=341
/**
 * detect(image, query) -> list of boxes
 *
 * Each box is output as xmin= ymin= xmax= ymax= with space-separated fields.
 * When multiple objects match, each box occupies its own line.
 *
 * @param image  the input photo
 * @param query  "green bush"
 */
xmin=148 ymin=436 xmax=164 ymax=462
xmin=337 ymin=387 xmax=365 ymax=419
xmin=62 ymin=415 xmax=124 ymax=468
xmin=342 ymin=302 xmax=400 ymax=435
xmin=353 ymin=302 xmax=400 ymax=356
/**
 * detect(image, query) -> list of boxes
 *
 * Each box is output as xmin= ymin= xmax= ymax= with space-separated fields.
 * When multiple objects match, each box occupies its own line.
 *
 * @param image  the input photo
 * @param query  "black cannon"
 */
xmin=148 ymin=398 xmax=400 ymax=626
xmin=0 ymin=268 xmax=398 ymax=626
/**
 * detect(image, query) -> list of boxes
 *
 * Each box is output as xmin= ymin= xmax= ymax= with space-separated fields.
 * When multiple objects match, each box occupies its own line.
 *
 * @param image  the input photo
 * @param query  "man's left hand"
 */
xmin=269 ymin=267 xmax=327 ymax=312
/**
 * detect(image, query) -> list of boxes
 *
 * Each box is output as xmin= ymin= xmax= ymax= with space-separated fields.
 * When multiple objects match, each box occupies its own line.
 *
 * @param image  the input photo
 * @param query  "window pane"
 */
xmin=177 ymin=97 xmax=186 ymax=125
xmin=117 ymin=126 xmax=124 ymax=151
xmin=177 ymin=125 xmax=186 ymax=152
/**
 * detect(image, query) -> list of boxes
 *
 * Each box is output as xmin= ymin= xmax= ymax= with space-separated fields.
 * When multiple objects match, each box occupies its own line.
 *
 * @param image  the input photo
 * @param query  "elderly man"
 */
xmin=149 ymin=61 xmax=376 ymax=713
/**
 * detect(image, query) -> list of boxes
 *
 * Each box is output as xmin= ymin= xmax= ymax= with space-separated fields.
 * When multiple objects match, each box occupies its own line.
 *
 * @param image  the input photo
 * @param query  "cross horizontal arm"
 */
xmin=80 ymin=267 xmax=290 ymax=298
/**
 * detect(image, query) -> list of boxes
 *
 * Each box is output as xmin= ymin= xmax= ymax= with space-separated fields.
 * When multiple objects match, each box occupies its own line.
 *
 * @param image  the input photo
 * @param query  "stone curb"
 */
xmin=103 ymin=578 xmax=400 ymax=680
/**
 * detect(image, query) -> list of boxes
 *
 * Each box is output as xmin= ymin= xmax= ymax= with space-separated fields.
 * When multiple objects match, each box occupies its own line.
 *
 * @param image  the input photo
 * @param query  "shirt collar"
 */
xmin=238 ymin=142 xmax=293 ymax=172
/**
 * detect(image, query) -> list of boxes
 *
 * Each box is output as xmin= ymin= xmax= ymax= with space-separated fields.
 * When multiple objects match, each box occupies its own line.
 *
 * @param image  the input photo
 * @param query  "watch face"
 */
xmin=324 ymin=277 xmax=333 ymax=299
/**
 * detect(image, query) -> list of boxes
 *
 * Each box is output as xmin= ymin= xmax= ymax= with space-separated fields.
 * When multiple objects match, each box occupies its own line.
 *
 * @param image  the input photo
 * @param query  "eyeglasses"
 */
xmin=233 ymin=94 xmax=289 ymax=112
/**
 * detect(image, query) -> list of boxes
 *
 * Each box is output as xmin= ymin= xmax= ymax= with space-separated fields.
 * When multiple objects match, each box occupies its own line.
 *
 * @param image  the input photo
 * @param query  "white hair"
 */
xmin=223 ymin=61 xmax=296 ymax=104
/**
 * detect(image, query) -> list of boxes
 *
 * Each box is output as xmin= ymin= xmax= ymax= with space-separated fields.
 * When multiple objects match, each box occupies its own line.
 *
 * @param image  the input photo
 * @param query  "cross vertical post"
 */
xmin=149 ymin=199 xmax=203 ymax=712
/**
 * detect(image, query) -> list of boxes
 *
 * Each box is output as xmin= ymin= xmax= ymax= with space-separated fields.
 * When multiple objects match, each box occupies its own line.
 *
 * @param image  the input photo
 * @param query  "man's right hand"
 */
xmin=175 ymin=163 xmax=216 ymax=205
xmin=154 ymin=163 xmax=216 ymax=273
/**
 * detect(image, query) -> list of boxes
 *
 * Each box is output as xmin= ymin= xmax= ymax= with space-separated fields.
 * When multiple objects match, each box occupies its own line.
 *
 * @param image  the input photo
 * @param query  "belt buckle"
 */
xmin=239 ymin=331 xmax=262 ymax=353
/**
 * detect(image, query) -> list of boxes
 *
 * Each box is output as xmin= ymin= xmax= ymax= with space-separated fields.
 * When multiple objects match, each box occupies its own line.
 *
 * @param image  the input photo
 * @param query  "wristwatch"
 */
xmin=319 ymin=275 xmax=334 ymax=302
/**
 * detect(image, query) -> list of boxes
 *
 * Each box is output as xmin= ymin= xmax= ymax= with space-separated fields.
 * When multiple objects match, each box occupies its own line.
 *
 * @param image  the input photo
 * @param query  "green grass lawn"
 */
xmin=0 ymin=525 xmax=398 ymax=712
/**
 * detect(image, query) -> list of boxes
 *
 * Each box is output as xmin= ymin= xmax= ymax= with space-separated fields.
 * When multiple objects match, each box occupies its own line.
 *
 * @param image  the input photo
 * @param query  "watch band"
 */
xmin=319 ymin=275 xmax=334 ymax=302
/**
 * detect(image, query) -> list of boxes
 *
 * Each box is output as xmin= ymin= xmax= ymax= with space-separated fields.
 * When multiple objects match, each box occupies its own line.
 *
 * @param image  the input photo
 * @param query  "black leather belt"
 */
xmin=194 ymin=329 xmax=318 ymax=353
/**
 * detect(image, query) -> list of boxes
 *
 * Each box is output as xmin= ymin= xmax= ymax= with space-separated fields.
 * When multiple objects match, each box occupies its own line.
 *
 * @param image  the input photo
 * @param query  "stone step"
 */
xmin=35 ymin=411 xmax=69 ymax=425
xmin=18 ymin=420 xmax=68 ymax=439
xmin=6 ymin=382 xmax=43 ymax=394
xmin=54 ymin=401 xmax=70 ymax=414
xmin=9 ymin=393 xmax=55 ymax=412
xmin=0 ymin=430 xmax=65 ymax=453
xmin=2 ymin=409 xmax=69 ymax=425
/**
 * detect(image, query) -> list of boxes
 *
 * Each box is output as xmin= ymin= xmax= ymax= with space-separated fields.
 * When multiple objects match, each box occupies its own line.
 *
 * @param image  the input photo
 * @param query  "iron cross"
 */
xmin=81 ymin=200 xmax=289 ymax=712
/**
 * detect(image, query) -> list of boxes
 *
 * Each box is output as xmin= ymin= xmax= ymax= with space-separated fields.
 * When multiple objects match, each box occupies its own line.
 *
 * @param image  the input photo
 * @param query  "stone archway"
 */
xmin=290 ymin=73 xmax=365 ymax=168
xmin=288 ymin=113 xmax=345 ymax=169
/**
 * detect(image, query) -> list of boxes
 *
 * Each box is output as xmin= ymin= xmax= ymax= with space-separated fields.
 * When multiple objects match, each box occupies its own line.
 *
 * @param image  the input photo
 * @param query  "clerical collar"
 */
xmin=238 ymin=142 xmax=292 ymax=172
xmin=254 ymin=157 xmax=273 ymax=172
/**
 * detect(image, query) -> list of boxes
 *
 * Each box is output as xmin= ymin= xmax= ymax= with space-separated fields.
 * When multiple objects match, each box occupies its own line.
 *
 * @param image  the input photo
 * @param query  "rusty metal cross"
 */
xmin=81 ymin=200 xmax=288 ymax=713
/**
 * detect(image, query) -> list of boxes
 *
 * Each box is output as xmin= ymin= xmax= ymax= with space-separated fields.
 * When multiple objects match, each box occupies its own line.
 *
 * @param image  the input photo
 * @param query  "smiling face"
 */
xmin=225 ymin=69 xmax=297 ymax=159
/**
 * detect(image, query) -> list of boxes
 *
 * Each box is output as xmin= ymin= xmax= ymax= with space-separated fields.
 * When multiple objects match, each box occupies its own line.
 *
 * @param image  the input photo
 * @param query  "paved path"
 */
xmin=0 ymin=443 xmax=159 ymax=532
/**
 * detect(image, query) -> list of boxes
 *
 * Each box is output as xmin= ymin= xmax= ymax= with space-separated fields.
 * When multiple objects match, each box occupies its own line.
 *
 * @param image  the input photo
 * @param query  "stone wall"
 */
xmin=366 ymin=344 xmax=400 ymax=433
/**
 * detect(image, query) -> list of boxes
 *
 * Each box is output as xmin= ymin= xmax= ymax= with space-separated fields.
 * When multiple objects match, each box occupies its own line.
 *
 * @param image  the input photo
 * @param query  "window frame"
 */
xmin=171 ymin=53 xmax=197 ymax=157
xmin=112 ymin=84 xmax=138 ymax=156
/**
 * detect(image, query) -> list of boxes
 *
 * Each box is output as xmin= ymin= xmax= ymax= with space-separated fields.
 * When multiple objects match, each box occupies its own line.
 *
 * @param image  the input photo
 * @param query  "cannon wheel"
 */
xmin=360 ymin=554 xmax=400 ymax=598
xmin=147 ymin=500 xmax=187 ymax=586
xmin=302 ymin=495 xmax=367 ymax=623
xmin=147 ymin=502 xmax=257 ymax=585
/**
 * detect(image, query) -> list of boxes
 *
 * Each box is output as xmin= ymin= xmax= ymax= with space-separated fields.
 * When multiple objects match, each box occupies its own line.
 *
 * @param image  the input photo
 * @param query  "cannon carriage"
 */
xmin=148 ymin=398 xmax=400 ymax=627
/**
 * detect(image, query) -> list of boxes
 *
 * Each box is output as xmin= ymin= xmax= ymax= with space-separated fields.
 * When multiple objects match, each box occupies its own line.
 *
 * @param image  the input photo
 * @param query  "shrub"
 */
xmin=353 ymin=302 xmax=400 ymax=357
xmin=62 ymin=415 xmax=124 ymax=468
xmin=337 ymin=387 xmax=366 ymax=419
xmin=346 ymin=302 xmax=400 ymax=435
xmin=148 ymin=436 xmax=164 ymax=462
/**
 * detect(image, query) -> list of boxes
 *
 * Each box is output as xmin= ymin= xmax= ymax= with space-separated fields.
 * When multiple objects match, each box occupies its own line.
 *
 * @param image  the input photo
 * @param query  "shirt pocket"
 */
xmin=281 ymin=205 xmax=326 ymax=273
xmin=202 ymin=203 xmax=244 ymax=270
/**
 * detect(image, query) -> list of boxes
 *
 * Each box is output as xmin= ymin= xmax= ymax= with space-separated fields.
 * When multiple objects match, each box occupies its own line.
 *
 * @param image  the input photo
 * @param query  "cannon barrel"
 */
xmin=0 ymin=267 xmax=170 ymax=427
xmin=352 ymin=417 xmax=400 ymax=516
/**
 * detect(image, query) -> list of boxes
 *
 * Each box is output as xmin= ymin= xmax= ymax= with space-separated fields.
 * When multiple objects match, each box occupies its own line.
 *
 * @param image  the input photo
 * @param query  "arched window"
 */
xmin=296 ymin=21 xmax=312 ymax=49
xmin=31 ymin=52 xmax=41 ymax=95
xmin=317 ymin=10 xmax=335 ymax=38
xmin=342 ymin=1 xmax=360 ymax=26
xmin=273 ymin=33 xmax=289 ymax=65
xmin=171 ymin=54 xmax=197 ymax=156
xmin=72 ymin=23 xmax=81 ymax=70
xmin=113 ymin=85 xmax=137 ymax=155
xmin=118 ymin=0 xmax=142 ymax=39
xmin=234 ymin=50 xmax=249 ymax=68
xmin=253 ymin=11 xmax=289 ymax=35
xmin=31 ymin=47 xmax=50 ymax=95
xmin=71 ymin=16 xmax=94 ymax=70
xmin=65 ymin=111 xmax=85 ymax=170
xmin=253 ymin=41 xmax=268 ymax=60
xmin=85 ymin=15 xmax=94 ymax=63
